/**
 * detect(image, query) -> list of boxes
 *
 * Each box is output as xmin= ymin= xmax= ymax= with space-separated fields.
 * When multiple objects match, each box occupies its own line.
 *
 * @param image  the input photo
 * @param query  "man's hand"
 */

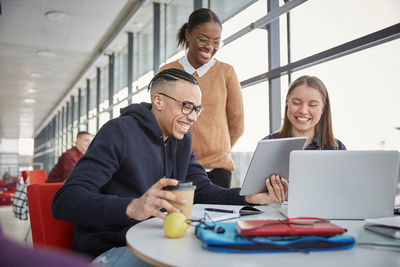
xmin=245 ymin=174 xmax=288 ymax=205
xmin=126 ymin=178 xmax=186 ymax=221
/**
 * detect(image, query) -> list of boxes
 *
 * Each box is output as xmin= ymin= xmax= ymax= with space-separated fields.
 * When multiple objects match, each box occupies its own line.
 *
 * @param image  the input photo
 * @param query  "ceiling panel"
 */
xmin=44 ymin=0 xmax=84 ymax=14
xmin=81 ymin=0 xmax=129 ymax=18
xmin=65 ymin=33 xmax=98 ymax=52
xmin=2 ymin=5 xmax=40 ymax=29
xmin=72 ymin=15 xmax=114 ymax=37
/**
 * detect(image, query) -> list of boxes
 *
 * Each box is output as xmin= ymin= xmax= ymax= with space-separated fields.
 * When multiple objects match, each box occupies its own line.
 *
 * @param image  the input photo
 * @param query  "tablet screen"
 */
xmin=239 ymin=137 xmax=306 ymax=196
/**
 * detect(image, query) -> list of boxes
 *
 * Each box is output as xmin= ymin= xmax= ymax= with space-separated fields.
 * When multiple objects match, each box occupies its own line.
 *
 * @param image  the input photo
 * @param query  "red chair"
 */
xmin=27 ymin=182 xmax=74 ymax=250
xmin=28 ymin=169 xmax=47 ymax=184
xmin=0 ymin=191 xmax=14 ymax=206
xmin=21 ymin=170 xmax=29 ymax=183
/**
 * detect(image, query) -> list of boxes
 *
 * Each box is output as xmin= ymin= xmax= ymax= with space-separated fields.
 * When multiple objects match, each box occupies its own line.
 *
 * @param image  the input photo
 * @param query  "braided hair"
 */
xmin=148 ymin=68 xmax=198 ymax=97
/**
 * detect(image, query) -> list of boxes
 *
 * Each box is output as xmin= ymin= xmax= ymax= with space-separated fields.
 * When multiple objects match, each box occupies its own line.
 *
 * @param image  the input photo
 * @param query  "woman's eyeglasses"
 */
xmin=190 ymin=32 xmax=223 ymax=48
xmin=158 ymin=92 xmax=203 ymax=116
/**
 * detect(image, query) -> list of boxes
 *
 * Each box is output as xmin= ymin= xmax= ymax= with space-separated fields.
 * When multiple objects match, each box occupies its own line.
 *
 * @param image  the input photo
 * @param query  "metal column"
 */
xmin=127 ymin=32 xmax=134 ymax=105
xmin=267 ymin=0 xmax=281 ymax=134
xmin=66 ymin=101 xmax=70 ymax=147
xmin=96 ymin=67 xmax=101 ymax=131
xmin=194 ymin=0 xmax=203 ymax=10
xmin=61 ymin=106 xmax=65 ymax=151
xmin=108 ymin=53 xmax=115 ymax=118
xmin=86 ymin=79 xmax=90 ymax=131
xmin=70 ymin=95 xmax=74 ymax=144
xmin=78 ymin=88 xmax=82 ymax=131
xmin=153 ymin=3 xmax=160 ymax=75
xmin=285 ymin=0 xmax=292 ymax=84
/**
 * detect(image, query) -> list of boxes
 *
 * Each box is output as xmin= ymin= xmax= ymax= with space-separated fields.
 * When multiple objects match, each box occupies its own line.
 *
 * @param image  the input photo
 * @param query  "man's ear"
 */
xmin=152 ymin=94 xmax=163 ymax=111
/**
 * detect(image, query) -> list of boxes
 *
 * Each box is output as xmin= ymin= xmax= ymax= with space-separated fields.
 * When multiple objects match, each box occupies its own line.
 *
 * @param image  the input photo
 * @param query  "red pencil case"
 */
xmin=235 ymin=217 xmax=346 ymax=237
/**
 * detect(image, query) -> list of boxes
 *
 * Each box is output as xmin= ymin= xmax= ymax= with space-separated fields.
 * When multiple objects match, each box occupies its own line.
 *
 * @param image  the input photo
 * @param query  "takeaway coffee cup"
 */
xmin=163 ymin=181 xmax=196 ymax=219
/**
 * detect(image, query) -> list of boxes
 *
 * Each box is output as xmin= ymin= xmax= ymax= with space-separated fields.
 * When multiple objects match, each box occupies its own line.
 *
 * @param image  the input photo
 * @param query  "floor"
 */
xmin=0 ymin=205 xmax=32 ymax=245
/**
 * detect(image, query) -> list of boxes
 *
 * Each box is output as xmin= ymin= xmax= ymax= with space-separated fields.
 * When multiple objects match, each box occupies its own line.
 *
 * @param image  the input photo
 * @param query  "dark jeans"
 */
xmin=207 ymin=168 xmax=232 ymax=188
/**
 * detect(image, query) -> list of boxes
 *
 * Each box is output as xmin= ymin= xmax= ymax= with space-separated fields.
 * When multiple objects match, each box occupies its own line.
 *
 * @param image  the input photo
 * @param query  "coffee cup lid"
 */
xmin=163 ymin=181 xmax=196 ymax=191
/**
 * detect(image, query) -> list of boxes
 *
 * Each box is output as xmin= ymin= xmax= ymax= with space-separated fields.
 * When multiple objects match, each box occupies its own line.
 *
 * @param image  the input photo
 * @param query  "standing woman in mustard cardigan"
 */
xmin=159 ymin=8 xmax=244 ymax=188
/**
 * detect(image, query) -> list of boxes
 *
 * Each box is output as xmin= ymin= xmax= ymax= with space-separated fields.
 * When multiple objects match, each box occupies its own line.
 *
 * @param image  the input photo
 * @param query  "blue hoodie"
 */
xmin=52 ymin=103 xmax=246 ymax=257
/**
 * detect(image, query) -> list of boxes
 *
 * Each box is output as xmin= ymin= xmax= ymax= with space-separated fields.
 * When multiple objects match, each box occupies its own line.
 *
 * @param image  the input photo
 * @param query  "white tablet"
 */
xmin=239 ymin=137 xmax=306 ymax=196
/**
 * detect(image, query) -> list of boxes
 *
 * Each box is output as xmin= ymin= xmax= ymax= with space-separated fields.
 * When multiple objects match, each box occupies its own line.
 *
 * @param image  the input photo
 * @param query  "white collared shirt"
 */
xmin=178 ymin=55 xmax=216 ymax=77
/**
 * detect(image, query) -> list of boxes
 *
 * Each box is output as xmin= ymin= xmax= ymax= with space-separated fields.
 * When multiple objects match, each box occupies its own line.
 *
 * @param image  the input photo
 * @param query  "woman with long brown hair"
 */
xmin=263 ymin=75 xmax=346 ymax=150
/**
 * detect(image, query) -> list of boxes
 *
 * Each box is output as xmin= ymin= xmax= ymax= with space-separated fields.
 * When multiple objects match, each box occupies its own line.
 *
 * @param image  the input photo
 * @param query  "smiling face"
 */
xmin=185 ymin=20 xmax=222 ymax=69
xmin=75 ymin=133 xmax=92 ymax=153
xmin=152 ymin=80 xmax=202 ymax=141
xmin=287 ymin=84 xmax=324 ymax=138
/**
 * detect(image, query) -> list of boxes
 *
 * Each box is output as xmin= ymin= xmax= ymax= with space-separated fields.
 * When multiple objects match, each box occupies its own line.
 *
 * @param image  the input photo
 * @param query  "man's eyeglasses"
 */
xmin=158 ymin=93 xmax=203 ymax=116
xmin=190 ymin=32 xmax=223 ymax=48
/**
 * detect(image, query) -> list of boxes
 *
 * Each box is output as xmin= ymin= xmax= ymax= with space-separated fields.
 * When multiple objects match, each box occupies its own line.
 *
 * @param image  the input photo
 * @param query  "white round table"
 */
xmin=126 ymin=205 xmax=400 ymax=267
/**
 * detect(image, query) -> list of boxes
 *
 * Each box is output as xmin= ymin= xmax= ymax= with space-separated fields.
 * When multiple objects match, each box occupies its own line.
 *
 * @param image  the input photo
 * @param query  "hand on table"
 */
xmin=245 ymin=174 xmax=288 ymax=205
xmin=126 ymin=178 xmax=186 ymax=221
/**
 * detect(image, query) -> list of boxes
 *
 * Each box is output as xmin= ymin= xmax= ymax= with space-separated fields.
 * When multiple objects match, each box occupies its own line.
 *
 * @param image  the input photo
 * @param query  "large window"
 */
xmin=99 ymin=64 xmax=110 ymax=128
xmin=72 ymin=95 xmax=79 ymax=144
xmin=290 ymin=0 xmax=400 ymax=62
xmin=219 ymin=0 xmax=400 ymax=187
xmin=66 ymin=101 xmax=72 ymax=149
xmin=62 ymin=107 xmax=67 ymax=152
xmin=231 ymin=81 xmax=269 ymax=187
xmin=113 ymin=87 xmax=128 ymax=118
xmin=291 ymin=38 xmax=400 ymax=150
xmin=163 ymin=0 xmax=193 ymax=62
xmin=113 ymin=45 xmax=129 ymax=118
xmin=34 ymin=0 xmax=400 ymax=190
xmin=99 ymin=65 xmax=109 ymax=105
xmin=217 ymin=30 xmax=268 ymax=82
xmin=88 ymin=76 xmax=98 ymax=134
xmin=132 ymin=85 xmax=150 ymax=104
xmin=57 ymin=111 xmax=62 ymax=157
xmin=114 ymin=46 xmax=128 ymax=93
xmin=137 ymin=19 xmax=154 ymax=78
xmin=79 ymin=87 xmax=87 ymax=131
xmin=216 ymin=1 xmax=270 ymax=186
xmin=210 ymin=0 xmax=256 ymax=23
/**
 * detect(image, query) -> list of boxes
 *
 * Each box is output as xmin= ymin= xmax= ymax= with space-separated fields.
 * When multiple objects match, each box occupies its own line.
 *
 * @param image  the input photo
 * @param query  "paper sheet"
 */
xmin=191 ymin=204 xmax=241 ymax=222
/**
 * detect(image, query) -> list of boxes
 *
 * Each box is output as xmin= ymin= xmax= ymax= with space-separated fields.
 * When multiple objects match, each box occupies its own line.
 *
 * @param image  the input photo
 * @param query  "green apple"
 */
xmin=163 ymin=212 xmax=189 ymax=238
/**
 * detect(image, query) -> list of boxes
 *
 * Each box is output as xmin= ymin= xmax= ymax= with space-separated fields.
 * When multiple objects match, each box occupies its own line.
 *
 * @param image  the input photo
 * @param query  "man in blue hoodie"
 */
xmin=52 ymin=68 xmax=288 ymax=266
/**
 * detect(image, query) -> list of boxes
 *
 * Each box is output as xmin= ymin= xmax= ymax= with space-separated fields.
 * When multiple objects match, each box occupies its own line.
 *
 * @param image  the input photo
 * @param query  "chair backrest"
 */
xmin=21 ymin=170 xmax=29 ymax=183
xmin=28 ymin=169 xmax=47 ymax=184
xmin=27 ymin=182 xmax=74 ymax=250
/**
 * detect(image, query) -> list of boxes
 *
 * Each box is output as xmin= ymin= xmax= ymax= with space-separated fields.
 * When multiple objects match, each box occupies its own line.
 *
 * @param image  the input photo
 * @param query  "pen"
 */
xmin=204 ymin=208 xmax=235 ymax=213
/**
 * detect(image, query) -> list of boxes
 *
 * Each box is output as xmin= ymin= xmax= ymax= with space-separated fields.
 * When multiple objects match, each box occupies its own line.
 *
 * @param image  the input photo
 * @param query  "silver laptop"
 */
xmin=240 ymin=137 xmax=306 ymax=196
xmin=281 ymin=150 xmax=400 ymax=219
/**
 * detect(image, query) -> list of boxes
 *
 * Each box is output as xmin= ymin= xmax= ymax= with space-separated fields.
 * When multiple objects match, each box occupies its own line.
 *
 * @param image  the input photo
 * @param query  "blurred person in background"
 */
xmin=46 ymin=131 xmax=92 ymax=183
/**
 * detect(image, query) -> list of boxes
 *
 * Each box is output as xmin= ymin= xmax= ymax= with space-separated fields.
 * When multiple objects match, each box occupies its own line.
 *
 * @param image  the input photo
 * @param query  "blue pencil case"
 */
xmin=195 ymin=222 xmax=355 ymax=253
